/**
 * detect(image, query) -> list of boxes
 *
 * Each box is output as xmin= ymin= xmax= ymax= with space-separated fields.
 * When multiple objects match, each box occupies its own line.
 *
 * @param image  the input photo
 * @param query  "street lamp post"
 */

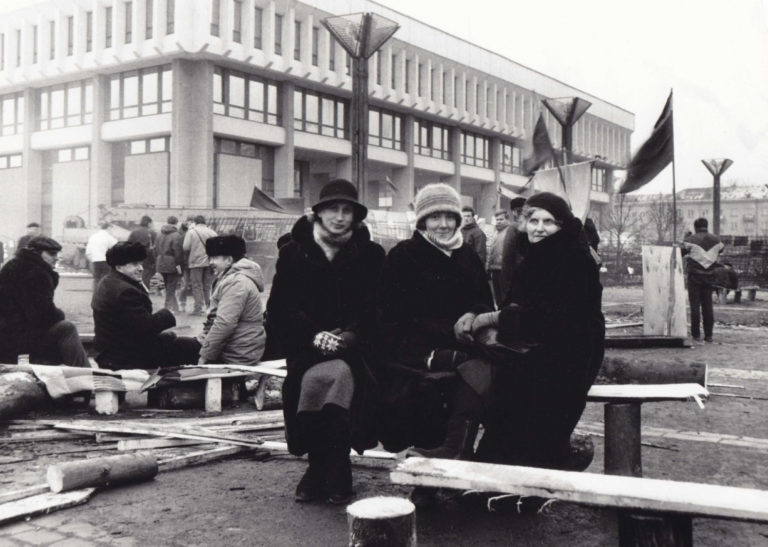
xmin=701 ymin=158 xmax=733 ymax=234
xmin=323 ymin=13 xmax=399 ymax=207
xmin=542 ymin=97 xmax=592 ymax=164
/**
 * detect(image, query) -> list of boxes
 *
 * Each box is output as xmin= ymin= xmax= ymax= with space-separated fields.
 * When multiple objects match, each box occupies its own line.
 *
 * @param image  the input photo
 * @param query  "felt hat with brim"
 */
xmin=311 ymin=179 xmax=367 ymax=222
xmin=27 ymin=236 xmax=62 ymax=252
xmin=106 ymin=242 xmax=147 ymax=267
xmin=205 ymin=235 xmax=246 ymax=259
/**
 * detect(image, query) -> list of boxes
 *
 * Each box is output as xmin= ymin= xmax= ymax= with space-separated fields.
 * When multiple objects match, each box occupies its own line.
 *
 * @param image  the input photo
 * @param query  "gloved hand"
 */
xmin=453 ymin=312 xmax=476 ymax=344
xmin=313 ymin=331 xmax=347 ymax=356
xmin=472 ymin=311 xmax=500 ymax=334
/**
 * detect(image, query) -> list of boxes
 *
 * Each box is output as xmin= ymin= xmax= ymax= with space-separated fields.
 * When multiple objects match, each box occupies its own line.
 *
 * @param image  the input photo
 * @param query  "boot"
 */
xmin=295 ymin=450 xmax=326 ymax=503
xmin=410 ymin=418 xmax=479 ymax=459
xmin=322 ymin=405 xmax=354 ymax=504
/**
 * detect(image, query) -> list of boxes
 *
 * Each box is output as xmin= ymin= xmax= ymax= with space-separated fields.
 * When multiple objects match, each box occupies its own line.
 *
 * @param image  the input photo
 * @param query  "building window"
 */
xmin=293 ymin=21 xmax=301 ymax=61
xmin=57 ymin=146 xmax=89 ymax=163
xmin=461 ymin=130 xmax=491 ymax=168
xmin=293 ymin=87 xmax=347 ymax=139
xmin=417 ymin=63 xmax=423 ymax=96
xmin=378 ymin=184 xmax=393 ymax=208
xmin=464 ymin=80 xmax=469 ymax=111
xmin=32 ymin=25 xmax=38 ymax=63
xmin=15 ymin=30 xmax=20 ymax=66
xmin=0 ymin=33 xmax=4 ymax=70
xmin=39 ymin=80 xmax=93 ymax=130
xmin=213 ymin=67 xmax=281 ymax=125
xmin=232 ymin=0 xmax=242 ymax=42
xmin=311 ymin=26 xmax=318 ymax=66
xmin=500 ymin=141 xmax=521 ymax=174
xmin=414 ymin=118 xmax=451 ymax=160
xmin=475 ymin=83 xmax=480 ymax=115
xmin=128 ymin=136 xmax=169 ymax=155
xmin=124 ymin=2 xmax=132 ymax=43
xmin=405 ymin=59 xmax=411 ymax=93
xmin=591 ymin=167 xmax=606 ymax=192
xmin=274 ymin=14 xmax=282 ymax=55
xmin=0 ymin=93 xmax=24 ymax=136
xmin=66 ymin=16 xmax=73 ymax=55
xmin=166 ymin=0 xmax=174 ymax=34
xmin=145 ymin=0 xmax=153 ymax=39
xmin=329 ymin=40 xmax=335 ymax=70
xmin=0 ymin=153 xmax=22 ymax=169
xmin=368 ymin=107 xmax=403 ymax=150
xmin=86 ymin=12 xmax=92 ymax=52
xmin=390 ymin=52 xmax=396 ymax=88
xmin=453 ymin=76 xmax=458 ymax=108
xmin=109 ymin=65 xmax=172 ymax=120
xmin=345 ymin=53 xmax=350 ymax=75
xmin=105 ymin=7 xmax=112 ymax=47
xmin=48 ymin=21 xmax=54 ymax=59
xmin=253 ymin=7 xmax=262 ymax=48
xmin=430 ymin=68 xmax=436 ymax=101
xmin=442 ymin=71 xmax=448 ymax=105
xmin=210 ymin=0 xmax=220 ymax=36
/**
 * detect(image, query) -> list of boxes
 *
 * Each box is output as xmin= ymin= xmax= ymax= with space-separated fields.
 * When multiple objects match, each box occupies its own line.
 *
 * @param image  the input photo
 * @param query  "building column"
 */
xmin=441 ymin=125 xmax=461 ymax=192
xmin=477 ymin=136 xmax=502 ymax=219
xmin=392 ymin=113 xmax=415 ymax=211
xmin=170 ymin=58 xmax=214 ymax=207
xmin=22 ymin=87 xmax=43 ymax=228
xmin=274 ymin=80 xmax=295 ymax=199
xmin=89 ymin=74 xmax=112 ymax=225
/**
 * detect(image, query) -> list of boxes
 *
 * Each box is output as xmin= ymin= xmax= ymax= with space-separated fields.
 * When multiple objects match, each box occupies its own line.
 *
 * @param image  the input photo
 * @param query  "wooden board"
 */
xmin=0 ymin=488 xmax=96 ymax=525
xmin=642 ymin=245 xmax=687 ymax=338
xmin=587 ymin=383 xmax=708 ymax=403
xmin=604 ymin=335 xmax=688 ymax=349
xmin=391 ymin=458 xmax=768 ymax=523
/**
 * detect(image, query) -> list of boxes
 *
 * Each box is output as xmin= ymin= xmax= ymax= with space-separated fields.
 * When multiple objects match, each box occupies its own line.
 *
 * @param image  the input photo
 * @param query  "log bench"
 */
xmin=714 ymin=285 xmax=759 ymax=304
xmin=391 ymin=457 xmax=768 ymax=546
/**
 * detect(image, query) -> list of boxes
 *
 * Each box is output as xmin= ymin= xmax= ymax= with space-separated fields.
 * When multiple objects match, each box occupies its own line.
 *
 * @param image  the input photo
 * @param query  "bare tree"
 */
xmin=603 ymin=193 xmax=642 ymax=274
xmin=646 ymin=194 xmax=676 ymax=243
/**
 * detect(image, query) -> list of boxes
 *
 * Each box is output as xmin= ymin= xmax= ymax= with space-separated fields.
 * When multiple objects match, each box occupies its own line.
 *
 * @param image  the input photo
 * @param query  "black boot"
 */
xmin=295 ymin=450 xmax=326 ymax=502
xmin=410 ymin=417 xmax=479 ymax=459
xmin=322 ymin=405 xmax=354 ymax=505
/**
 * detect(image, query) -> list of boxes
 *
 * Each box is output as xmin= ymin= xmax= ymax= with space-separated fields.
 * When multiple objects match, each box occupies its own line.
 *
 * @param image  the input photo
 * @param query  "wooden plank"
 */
xmin=0 ymin=484 xmax=49 ymax=504
xmin=158 ymin=445 xmax=253 ymax=472
xmin=0 ymin=488 xmax=96 ymax=525
xmin=604 ymin=335 xmax=688 ymax=349
xmin=605 ymin=322 xmax=644 ymax=330
xmin=118 ymin=438 xmax=208 ymax=450
xmin=391 ymin=458 xmax=768 ymax=523
xmin=642 ymin=246 xmax=687 ymax=338
xmin=204 ymin=378 xmax=222 ymax=412
xmin=587 ymin=383 xmax=708 ymax=403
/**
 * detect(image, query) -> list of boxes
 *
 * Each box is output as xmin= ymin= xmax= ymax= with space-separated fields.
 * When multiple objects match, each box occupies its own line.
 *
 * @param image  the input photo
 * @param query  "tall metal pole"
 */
xmin=701 ymin=158 xmax=733 ymax=235
xmin=351 ymin=14 xmax=372 ymax=205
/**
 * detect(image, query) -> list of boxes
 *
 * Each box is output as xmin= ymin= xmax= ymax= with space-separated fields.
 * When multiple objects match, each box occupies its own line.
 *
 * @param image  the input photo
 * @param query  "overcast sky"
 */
xmin=3 ymin=0 xmax=767 ymax=194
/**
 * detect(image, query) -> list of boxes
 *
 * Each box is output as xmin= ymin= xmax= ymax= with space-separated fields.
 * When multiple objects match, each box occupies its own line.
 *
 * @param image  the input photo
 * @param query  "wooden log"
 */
xmin=618 ymin=511 xmax=693 ymax=547
xmin=0 ymin=488 xmax=96 ymax=525
xmin=95 ymin=391 xmax=120 ymax=415
xmin=205 ymin=378 xmax=222 ymax=412
xmin=598 ymin=357 xmax=707 ymax=386
xmin=0 ymin=371 xmax=49 ymax=420
xmin=604 ymin=336 xmax=688 ymax=349
xmin=148 ymin=377 xmax=243 ymax=410
xmin=347 ymin=497 xmax=416 ymax=547
xmin=47 ymin=453 xmax=158 ymax=493
xmin=604 ymin=403 xmax=643 ymax=477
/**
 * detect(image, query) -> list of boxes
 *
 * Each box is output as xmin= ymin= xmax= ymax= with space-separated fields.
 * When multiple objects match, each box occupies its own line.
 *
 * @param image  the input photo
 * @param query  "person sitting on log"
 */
xmin=0 ymin=236 xmax=89 ymax=366
xmin=196 ymin=235 xmax=266 ymax=364
xmin=91 ymin=242 xmax=199 ymax=370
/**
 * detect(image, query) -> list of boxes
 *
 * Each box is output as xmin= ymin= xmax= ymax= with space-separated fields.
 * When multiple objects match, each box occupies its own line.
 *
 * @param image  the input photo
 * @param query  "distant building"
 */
xmin=0 ymin=0 xmax=633 ymax=241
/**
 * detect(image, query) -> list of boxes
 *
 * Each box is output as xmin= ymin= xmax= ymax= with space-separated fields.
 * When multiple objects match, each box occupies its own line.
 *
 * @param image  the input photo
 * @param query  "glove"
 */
xmin=472 ymin=311 xmax=500 ymax=334
xmin=313 ymin=331 xmax=347 ymax=356
xmin=453 ymin=312 xmax=476 ymax=344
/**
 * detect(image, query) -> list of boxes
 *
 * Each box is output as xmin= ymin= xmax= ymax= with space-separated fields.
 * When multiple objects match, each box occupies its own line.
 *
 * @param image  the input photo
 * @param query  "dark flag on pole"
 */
xmin=618 ymin=92 xmax=674 ymax=193
xmin=522 ymin=114 xmax=555 ymax=176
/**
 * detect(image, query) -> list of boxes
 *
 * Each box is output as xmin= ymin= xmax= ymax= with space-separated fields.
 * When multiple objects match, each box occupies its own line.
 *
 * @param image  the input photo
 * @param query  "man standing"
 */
xmin=183 ymin=215 xmax=217 ymax=316
xmin=461 ymin=206 xmax=487 ymax=264
xmin=497 ymin=197 xmax=527 ymax=305
xmin=17 ymin=222 xmax=42 ymax=250
xmin=128 ymin=215 xmax=157 ymax=290
xmin=0 ymin=237 xmax=89 ymax=366
xmin=85 ymin=222 xmax=118 ymax=290
xmin=487 ymin=209 xmax=511 ymax=307
xmin=155 ymin=216 xmax=184 ymax=313
xmin=197 ymin=235 xmax=266 ymax=364
xmin=682 ymin=218 xmax=724 ymax=342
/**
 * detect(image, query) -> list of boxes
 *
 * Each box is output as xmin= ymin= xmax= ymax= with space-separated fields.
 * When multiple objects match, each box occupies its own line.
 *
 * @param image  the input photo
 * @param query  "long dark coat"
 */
xmin=92 ymin=269 xmax=176 ymax=369
xmin=0 ymin=249 xmax=66 ymax=362
xmin=476 ymin=217 xmax=605 ymax=468
xmin=376 ymin=231 xmax=493 ymax=451
xmin=265 ymin=217 xmax=385 ymax=456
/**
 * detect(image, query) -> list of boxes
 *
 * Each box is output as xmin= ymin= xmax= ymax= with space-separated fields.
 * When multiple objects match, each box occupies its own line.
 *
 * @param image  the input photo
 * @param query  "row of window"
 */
xmin=0 ymin=153 xmax=21 ymax=169
xmin=213 ymin=67 xmax=280 ymax=125
xmin=128 ymin=136 xmax=169 ymax=155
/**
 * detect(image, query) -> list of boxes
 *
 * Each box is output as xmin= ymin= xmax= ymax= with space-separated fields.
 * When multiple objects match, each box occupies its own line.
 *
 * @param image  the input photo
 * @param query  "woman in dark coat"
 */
xmin=266 ymin=179 xmax=385 ymax=505
xmin=471 ymin=192 xmax=605 ymax=469
xmin=377 ymin=183 xmax=494 ymax=465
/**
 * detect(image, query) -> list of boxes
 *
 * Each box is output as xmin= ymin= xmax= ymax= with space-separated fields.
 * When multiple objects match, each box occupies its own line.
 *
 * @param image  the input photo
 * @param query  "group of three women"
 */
xmin=266 ymin=179 xmax=605 ymax=507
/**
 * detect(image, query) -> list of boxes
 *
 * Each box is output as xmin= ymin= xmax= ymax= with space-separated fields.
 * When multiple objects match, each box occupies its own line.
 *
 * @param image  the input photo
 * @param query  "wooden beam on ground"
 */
xmin=157 ymin=445 xmax=254 ymax=472
xmin=0 ymin=488 xmax=96 ymax=525
xmin=0 ymin=484 xmax=49 ymax=504
xmin=118 ymin=438 xmax=208 ymax=450
xmin=604 ymin=335 xmax=688 ymax=349
xmin=598 ymin=357 xmax=707 ymax=386
xmin=0 ymin=371 xmax=48 ymax=420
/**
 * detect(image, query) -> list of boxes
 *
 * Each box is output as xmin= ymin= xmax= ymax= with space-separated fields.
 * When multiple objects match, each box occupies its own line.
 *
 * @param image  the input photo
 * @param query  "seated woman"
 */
xmin=471 ymin=192 xmax=605 ymax=470
xmin=266 ymin=179 xmax=385 ymax=505
xmin=377 ymin=183 xmax=494 ymax=465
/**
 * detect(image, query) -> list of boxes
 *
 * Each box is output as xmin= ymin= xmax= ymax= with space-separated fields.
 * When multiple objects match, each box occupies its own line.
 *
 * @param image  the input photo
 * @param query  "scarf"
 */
xmin=418 ymin=228 xmax=464 ymax=256
xmin=313 ymin=220 xmax=354 ymax=261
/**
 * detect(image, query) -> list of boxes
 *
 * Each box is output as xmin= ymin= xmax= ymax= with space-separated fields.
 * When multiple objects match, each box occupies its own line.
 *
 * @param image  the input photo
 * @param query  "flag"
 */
xmin=522 ymin=114 xmax=555 ymax=176
xmin=530 ymin=161 xmax=594 ymax=221
xmin=618 ymin=92 xmax=674 ymax=193
xmin=250 ymin=186 xmax=289 ymax=213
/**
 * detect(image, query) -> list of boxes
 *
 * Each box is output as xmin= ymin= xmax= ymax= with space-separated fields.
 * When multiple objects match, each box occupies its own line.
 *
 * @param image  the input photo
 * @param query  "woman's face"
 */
xmin=526 ymin=207 xmax=561 ymax=243
xmin=317 ymin=201 xmax=355 ymax=235
xmin=425 ymin=212 xmax=458 ymax=241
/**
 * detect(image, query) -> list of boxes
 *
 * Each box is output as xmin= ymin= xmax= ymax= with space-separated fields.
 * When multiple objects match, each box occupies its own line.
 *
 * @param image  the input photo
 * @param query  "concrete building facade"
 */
xmin=0 ymin=0 xmax=634 ymax=242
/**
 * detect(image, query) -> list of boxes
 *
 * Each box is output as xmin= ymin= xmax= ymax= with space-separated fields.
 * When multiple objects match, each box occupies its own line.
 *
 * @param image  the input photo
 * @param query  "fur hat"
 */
xmin=27 ymin=236 xmax=62 ymax=253
xmin=525 ymin=192 xmax=574 ymax=223
xmin=312 ymin=179 xmax=367 ymax=222
xmin=413 ymin=183 xmax=462 ymax=226
xmin=509 ymin=197 xmax=527 ymax=211
xmin=205 ymin=235 xmax=246 ymax=260
xmin=106 ymin=241 xmax=147 ymax=267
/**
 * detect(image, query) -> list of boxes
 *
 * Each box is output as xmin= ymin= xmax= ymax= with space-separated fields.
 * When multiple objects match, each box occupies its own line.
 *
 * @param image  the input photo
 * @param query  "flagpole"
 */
xmin=670 ymin=89 xmax=677 ymax=243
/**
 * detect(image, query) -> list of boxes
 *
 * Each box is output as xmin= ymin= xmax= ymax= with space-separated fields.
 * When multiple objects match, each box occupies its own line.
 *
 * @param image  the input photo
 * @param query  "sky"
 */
xmin=2 ymin=0 xmax=767 ymax=195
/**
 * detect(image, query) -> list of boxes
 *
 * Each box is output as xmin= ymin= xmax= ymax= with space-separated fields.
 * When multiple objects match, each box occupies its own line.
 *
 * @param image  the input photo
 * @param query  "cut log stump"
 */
xmin=347 ymin=497 xmax=416 ymax=547
xmin=47 ymin=453 xmax=158 ymax=493
xmin=0 ymin=371 xmax=49 ymax=420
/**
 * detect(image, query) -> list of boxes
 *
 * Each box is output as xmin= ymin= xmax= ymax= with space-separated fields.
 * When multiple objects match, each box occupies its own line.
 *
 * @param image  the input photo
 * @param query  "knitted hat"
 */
xmin=312 ymin=179 xmax=367 ymax=222
xmin=106 ymin=241 xmax=147 ymax=267
xmin=413 ymin=183 xmax=462 ymax=226
xmin=27 ymin=236 xmax=62 ymax=253
xmin=525 ymin=192 xmax=574 ymax=223
xmin=205 ymin=235 xmax=246 ymax=260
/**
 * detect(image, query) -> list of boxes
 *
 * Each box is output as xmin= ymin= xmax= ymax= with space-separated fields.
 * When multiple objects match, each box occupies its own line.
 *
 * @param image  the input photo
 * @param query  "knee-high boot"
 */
xmin=294 ymin=412 xmax=327 ymax=503
xmin=322 ymin=404 xmax=354 ymax=505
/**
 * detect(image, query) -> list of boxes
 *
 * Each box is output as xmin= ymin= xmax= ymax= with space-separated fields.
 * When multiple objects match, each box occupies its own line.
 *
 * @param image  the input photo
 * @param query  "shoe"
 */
xmin=188 ymin=310 xmax=204 ymax=316
xmin=409 ymin=486 xmax=438 ymax=510
xmin=691 ymin=335 xmax=701 ymax=341
xmin=704 ymin=337 xmax=713 ymax=343
xmin=410 ymin=419 xmax=479 ymax=460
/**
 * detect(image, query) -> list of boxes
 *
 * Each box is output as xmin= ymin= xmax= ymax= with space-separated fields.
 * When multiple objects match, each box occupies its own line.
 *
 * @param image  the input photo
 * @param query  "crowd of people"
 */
xmin=4 ymin=178 xmax=737 ymax=509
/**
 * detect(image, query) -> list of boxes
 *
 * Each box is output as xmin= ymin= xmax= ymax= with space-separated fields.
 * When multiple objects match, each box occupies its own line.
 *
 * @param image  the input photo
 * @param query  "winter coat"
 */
xmin=266 ymin=216 xmax=385 ymax=456
xmin=199 ymin=258 xmax=266 ymax=364
xmin=155 ymin=224 xmax=184 ymax=274
xmin=92 ymin=269 xmax=176 ymax=369
xmin=376 ymin=231 xmax=493 ymax=451
xmin=0 ymin=249 xmax=66 ymax=362
xmin=128 ymin=226 xmax=157 ymax=268
xmin=497 ymin=224 xmax=525 ymax=305
xmin=461 ymin=222 xmax=487 ymax=264
xmin=183 ymin=224 xmax=218 ymax=269
xmin=682 ymin=231 xmax=724 ymax=286
xmin=476 ymin=217 xmax=605 ymax=468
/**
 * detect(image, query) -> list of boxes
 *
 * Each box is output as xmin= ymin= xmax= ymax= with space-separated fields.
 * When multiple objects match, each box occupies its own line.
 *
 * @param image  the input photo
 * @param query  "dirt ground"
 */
xmin=2 ymin=277 xmax=768 ymax=545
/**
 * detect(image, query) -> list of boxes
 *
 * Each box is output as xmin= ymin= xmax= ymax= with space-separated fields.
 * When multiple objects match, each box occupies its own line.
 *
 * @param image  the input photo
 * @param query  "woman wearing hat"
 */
xmin=376 ymin=184 xmax=494 ymax=487
xmin=266 ymin=179 xmax=385 ymax=505
xmin=470 ymin=192 xmax=605 ymax=469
